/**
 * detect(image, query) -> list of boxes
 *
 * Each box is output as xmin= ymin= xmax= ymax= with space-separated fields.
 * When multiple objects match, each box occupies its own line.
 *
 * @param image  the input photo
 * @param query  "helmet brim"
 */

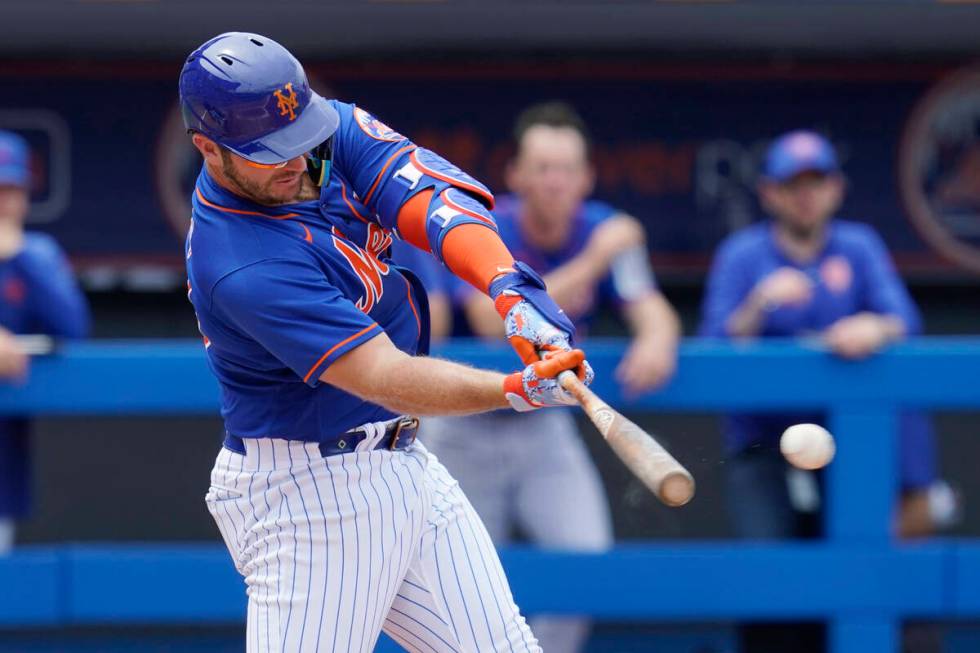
xmin=229 ymin=93 xmax=339 ymax=165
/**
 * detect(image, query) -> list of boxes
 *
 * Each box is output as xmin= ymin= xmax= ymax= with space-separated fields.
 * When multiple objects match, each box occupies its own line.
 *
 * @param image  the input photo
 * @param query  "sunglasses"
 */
xmin=239 ymin=138 xmax=334 ymax=187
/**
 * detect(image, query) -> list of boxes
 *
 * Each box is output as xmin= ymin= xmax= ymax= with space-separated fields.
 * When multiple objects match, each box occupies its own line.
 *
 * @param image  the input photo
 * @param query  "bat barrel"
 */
xmin=658 ymin=470 xmax=696 ymax=507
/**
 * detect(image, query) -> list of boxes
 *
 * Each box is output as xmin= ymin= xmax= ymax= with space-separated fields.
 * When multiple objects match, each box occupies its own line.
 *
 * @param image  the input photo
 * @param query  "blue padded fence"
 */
xmin=2 ymin=337 xmax=980 ymax=652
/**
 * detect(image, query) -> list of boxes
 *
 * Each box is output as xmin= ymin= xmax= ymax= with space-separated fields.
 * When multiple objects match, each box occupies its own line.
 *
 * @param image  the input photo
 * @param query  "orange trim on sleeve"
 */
xmin=362 ymin=144 xmax=416 ymax=206
xmin=441 ymin=223 xmax=516 ymax=295
xmin=195 ymin=188 xmax=299 ymax=220
xmin=303 ymin=322 xmax=379 ymax=383
xmin=395 ymin=190 xmax=432 ymax=252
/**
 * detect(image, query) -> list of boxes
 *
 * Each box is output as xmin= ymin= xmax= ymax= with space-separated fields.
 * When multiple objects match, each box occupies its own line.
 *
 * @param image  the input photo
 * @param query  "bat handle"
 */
xmin=557 ymin=369 xmax=588 ymax=398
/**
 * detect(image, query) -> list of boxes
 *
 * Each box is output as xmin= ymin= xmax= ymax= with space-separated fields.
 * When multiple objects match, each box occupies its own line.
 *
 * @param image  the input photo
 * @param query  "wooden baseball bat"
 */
xmin=558 ymin=370 xmax=695 ymax=507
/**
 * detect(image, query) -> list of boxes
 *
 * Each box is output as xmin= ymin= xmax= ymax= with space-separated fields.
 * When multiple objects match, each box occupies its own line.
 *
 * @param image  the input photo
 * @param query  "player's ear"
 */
xmin=191 ymin=133 xmax=223 ymax=165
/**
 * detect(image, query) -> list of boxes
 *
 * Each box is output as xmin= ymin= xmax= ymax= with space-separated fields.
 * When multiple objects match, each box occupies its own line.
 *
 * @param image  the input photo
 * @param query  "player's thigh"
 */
xmin=515 ymin=410 xmax=613 ymax=550
xmin=400 ymin=454 xmax=540 ymax=653
xmin=420 ymin=415 xmax=514 ymax=543
xmin=214 ymin=442 xmax=428 ymax=653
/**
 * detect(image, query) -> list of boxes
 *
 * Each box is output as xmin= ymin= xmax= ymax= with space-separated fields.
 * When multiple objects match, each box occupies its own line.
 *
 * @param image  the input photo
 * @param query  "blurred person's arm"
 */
xmin=0 ymin=327 xmax=27 ymax=379
xmin=543 ymin=214 xmax=644 ymax=316
xmin=617 ymin=291 xmax=680 ymax=395
xmin=699 ymin=236 xmax=761 ymax=338
xmin=461 ymin=213 xmax=644 ymax=339
xmin=823 ymin=227 xmax=915 ymax=359
xmin=726 ymin=268 xmax=813 ymax=338
xmin=601 ymin=218 xmax=681 ymax=394
xmin=21 ymin=237 xmax=90 ymax=339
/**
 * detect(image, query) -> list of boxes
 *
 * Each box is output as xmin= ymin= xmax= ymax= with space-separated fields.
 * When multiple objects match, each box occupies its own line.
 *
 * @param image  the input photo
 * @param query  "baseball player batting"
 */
xmin=181 ymin=32 xmax=593 ymax=652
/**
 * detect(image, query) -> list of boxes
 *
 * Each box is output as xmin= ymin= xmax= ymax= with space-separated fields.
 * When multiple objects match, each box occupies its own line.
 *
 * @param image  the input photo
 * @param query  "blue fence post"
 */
xmin=826 ymin=405 xmax=897 ymax=542
xmin=826 ymin=405 xmax=899 ymax=653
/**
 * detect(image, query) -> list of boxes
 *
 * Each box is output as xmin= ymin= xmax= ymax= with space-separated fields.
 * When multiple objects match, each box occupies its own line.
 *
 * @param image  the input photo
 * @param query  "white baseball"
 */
xmin=780 ymin=423 xmax=836 ymax=470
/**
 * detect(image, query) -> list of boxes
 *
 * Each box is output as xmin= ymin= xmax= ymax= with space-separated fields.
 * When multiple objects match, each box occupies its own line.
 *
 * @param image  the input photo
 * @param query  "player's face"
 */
xmin=191 ymin=133 xmax=308 ymax=206
xmin=0 ymin=186 xmax=28 ymax=222
xmin=760 ymin=171 xmax=844 ymax=238
xmin=507 ymin=125 xmax=594 ymax=231
xmin=219 ymin=149 xmax=308 ymax=206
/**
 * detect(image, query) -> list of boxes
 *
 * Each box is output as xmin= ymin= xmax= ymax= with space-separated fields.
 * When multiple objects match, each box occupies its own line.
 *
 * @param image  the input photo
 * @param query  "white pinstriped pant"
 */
xmin=206 ymin=427 xmax=540 ymax=653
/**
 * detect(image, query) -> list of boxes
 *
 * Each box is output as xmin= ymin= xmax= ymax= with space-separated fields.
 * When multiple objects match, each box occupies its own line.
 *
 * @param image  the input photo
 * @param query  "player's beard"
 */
xmin=219 ymin=150 xmax=303 ymax=206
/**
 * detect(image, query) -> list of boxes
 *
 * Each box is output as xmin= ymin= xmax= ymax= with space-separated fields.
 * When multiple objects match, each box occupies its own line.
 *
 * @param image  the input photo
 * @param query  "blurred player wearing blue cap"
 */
xmin=0 ymin=131 xmax=90 ymax=553
xmin=700 ymin=129 xmax=949 ymax=653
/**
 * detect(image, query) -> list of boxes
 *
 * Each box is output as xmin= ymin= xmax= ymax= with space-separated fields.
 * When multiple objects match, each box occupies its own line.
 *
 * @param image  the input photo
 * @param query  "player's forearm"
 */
xmin=369 ymin=355 xmax=509 ymax=415
xmin=323 ymin=335 xmax=509 ymax=415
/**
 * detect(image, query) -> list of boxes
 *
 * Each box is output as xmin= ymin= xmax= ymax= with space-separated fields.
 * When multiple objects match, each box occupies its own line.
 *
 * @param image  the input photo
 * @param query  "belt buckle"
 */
xmin=389 ymin=416 xmax=419 ymax=451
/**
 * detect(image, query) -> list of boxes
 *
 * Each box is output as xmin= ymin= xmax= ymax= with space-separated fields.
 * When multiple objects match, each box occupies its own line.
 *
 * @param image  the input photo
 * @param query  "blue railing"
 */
xmin=2 ymin=337 xmax=980 ymax=653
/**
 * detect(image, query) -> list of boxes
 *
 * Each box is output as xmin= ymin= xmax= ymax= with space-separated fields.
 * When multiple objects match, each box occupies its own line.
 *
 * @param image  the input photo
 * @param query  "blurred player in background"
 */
xmin=420 ymin=102 xmax=680 ymax=652
xmin=0 ymin=131 xmax=90 ymax=553
xmin=699 ymin=129 xmax=952 ymax=653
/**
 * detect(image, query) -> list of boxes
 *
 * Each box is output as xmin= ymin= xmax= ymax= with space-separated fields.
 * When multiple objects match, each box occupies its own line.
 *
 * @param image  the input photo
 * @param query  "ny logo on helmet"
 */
xmin=273 ymin=83 xmax=299 ymax=121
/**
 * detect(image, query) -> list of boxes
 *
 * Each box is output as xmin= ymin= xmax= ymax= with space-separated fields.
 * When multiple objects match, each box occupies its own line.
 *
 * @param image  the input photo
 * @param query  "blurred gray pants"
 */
xmin=422 ymin=409 xmax=613 ymax=653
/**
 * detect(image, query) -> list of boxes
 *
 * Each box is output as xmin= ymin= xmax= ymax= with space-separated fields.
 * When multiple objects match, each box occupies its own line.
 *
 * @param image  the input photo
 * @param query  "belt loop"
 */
xmin=389 ymin=416 xmax=419 ymax=450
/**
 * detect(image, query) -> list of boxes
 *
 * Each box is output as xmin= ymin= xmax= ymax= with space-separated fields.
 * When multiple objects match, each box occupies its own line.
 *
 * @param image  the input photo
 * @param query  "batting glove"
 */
xmin=490 ymin=261 xmax=578 ymax=364
xmin=504 ymin=348 xmax=595 ymax=412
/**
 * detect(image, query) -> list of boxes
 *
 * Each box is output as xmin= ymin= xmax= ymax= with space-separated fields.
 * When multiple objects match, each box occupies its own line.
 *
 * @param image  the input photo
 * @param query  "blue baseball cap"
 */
xmin=762 ymin=130 xmax=839 ymax=182
xmin=0 ymin=131 xmax=29 ymax=188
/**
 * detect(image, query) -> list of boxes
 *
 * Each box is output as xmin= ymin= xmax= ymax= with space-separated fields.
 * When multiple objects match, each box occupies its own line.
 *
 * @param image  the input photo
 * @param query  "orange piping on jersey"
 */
xmin=441 ymin=190 xmax=496 ymax=228
xmin=441 ymin=223 xmax=516 ymax=295
xmin=300 ymin=223 xmax=313 ymax=243
xmin=395 ymin=190 xmax=432 ymax=252
xmin=409 ymin=150 xmax=494 ymax=209
xmin=195 ymin=188 xmax=299 ymax=220
xmin=362 ymin=144 xmax=416 ymax=206
xmin=303 ymin=322 xmax=379 ymax=383
xmin=339 ymin=179 xmax=370 ymax=224
xmin=402 ymin=274 xmax=421 ymax=338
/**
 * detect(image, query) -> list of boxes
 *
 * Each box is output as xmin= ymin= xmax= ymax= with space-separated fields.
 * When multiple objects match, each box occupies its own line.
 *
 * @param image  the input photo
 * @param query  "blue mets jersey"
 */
xmin=699 ymin=220 xmax=935 ymax=488
xmin=0 ymin=233 xmax=89 ymax=517
xmin=186 ymin=101 xmax=461 ymax=442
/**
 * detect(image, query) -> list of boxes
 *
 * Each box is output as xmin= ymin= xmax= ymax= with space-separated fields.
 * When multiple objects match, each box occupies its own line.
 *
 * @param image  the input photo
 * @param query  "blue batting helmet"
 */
xmin=179 ymin=32 xmax=339 ymax=165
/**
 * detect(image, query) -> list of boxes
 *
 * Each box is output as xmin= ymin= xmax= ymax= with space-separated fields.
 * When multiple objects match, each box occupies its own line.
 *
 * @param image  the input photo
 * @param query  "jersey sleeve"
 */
xmin=212 ymin=258 xmax=383 ymax=386
xmin=330 ymin=101 xmax=497 ymax=260
xmin=698 ymin=236 xmax=756 ymax=337
xmin=855 ymin=226 xmax=923 ymax=335
xmin=21 ymin=235 xmax=90 ymax=338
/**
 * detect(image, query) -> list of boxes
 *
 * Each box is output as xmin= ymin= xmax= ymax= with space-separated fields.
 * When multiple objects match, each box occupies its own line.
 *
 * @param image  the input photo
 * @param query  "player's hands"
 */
xmin=504 ymin=348 xmax=594 ymax=412
xmin=0 ymin=329 xmax=28 ymax=380
xmin=490 ymin=261 xmax=578 ymax=364
xmin=751 ymin=267 xmax=813 ymax=311
xmin=823 ymin=312 xmax=896 ymax=359
xmin=615 ymin=338 xmax=677 ymax=396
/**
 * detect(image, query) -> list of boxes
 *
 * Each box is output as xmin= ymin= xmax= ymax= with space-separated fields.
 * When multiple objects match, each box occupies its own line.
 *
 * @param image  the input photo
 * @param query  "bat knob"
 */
xmin=659 ymin=472 xmax=696 ymax=507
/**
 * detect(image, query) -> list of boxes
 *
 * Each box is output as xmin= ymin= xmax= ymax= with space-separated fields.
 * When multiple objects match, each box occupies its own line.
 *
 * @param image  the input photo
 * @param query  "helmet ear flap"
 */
xmin=306 ymin=137 xmax=333 ymax=187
